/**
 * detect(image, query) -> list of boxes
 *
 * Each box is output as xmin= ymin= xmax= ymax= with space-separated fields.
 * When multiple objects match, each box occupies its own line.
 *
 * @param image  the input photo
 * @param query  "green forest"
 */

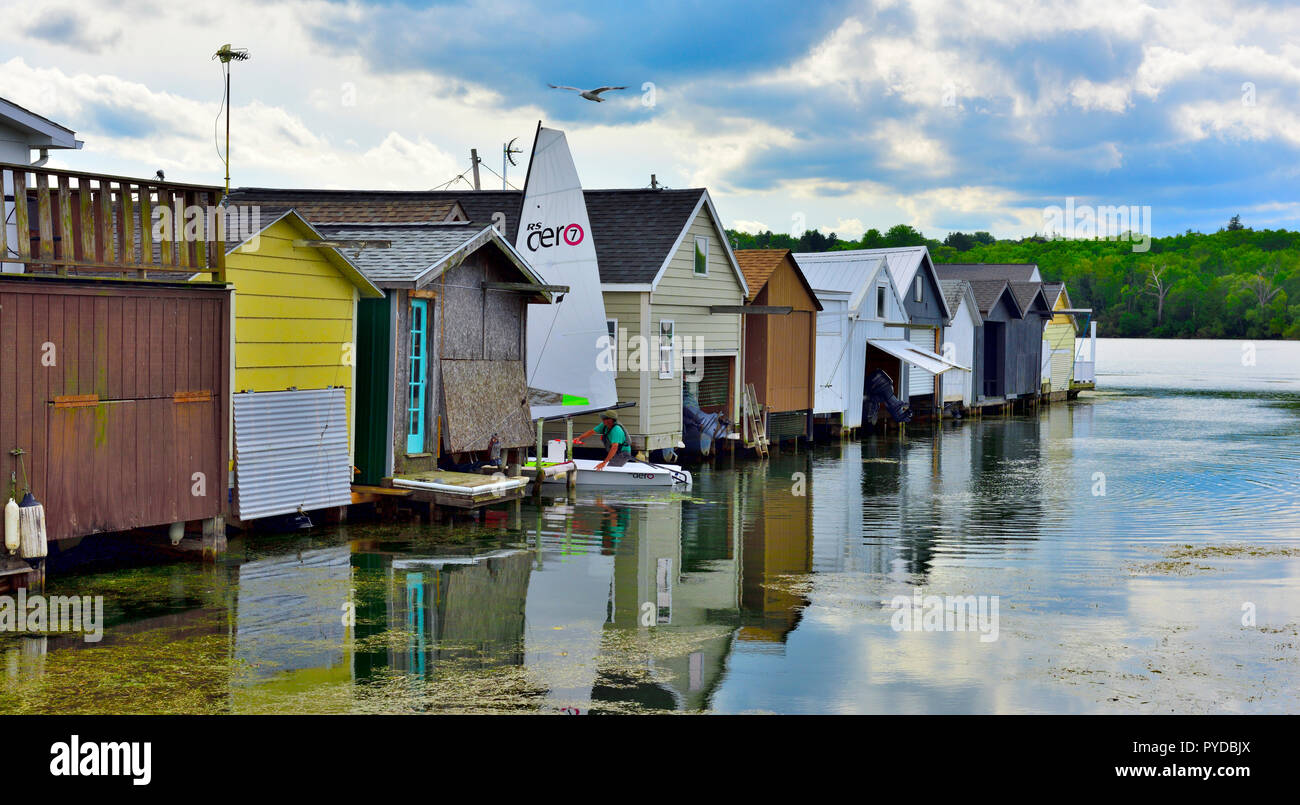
xmin=728 ymin=217 xmax=1300 ymax=339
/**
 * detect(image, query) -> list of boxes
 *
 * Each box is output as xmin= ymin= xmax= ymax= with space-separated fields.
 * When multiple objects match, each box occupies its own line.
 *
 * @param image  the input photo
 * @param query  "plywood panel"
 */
xmin=439 ymin=359 xmax=534 ymax=451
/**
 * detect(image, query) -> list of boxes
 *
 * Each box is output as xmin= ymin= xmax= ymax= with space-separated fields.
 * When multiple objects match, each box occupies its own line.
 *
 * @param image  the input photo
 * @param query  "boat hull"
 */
xmin=535 ymin=457 xmax=691 ymax=488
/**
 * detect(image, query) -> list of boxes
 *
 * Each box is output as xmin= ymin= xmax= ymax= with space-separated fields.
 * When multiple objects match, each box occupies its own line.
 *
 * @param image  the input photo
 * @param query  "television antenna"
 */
xmin=503 ymin=138 xmax=522 ymax=190
xmin=213 ymin=44 xmax=250 ymax=202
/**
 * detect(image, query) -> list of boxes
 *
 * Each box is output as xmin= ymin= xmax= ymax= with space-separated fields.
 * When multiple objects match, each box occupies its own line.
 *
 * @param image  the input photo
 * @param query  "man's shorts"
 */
xmin=606 ymin=451 xmax=632 ymax=467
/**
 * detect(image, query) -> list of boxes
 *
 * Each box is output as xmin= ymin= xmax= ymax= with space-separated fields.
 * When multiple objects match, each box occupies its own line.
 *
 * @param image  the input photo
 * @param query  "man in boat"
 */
xmin=574 ymin=412 xmax=633 ymax=470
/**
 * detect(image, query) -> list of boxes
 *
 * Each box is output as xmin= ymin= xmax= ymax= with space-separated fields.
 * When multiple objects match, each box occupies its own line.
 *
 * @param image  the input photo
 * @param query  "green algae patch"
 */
xmin=0 ymin=626 xmax=244 ymax=715
xmin=1131 ymin=543 xmax=1300 ymax=575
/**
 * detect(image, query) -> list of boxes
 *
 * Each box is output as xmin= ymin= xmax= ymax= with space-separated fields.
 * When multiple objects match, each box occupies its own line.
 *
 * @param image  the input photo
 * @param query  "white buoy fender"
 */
xmin=3 ymin=498 xmax=18 ymax=553
xmin=17 ymin=492 xmax=47 ymax=560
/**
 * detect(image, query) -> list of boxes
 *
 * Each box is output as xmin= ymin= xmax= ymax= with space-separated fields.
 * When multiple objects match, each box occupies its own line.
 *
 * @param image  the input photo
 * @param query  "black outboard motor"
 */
xmin=865 ymin=369 xmax=912 ymax=424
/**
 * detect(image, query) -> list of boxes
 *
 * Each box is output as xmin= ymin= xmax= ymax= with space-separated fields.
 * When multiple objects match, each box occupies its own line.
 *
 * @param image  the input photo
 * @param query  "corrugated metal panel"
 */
xmin=795 ymin=252 xmax=886 ymax=311
xmin=907 ymin=327 xmax=935 ymax=396
xmin=234 ymin=388 xmax=352 ymax=521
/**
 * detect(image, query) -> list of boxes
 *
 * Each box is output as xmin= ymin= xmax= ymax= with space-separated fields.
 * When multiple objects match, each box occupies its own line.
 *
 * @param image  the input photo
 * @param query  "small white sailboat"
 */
xmin=532 ymin=441 xmax=691 ymax=488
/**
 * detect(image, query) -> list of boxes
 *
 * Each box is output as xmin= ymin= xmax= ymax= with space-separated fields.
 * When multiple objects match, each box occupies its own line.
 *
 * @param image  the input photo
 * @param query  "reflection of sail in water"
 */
xmin=524 ymin=547 xmax=616 ymax=709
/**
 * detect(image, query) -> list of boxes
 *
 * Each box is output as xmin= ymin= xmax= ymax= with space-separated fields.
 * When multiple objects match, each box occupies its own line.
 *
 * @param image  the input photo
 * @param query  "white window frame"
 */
xmin=604 ymin=318 xmax=618 ymax=371
xmin=658 ymin=319 xmax=676 ymax=379
xmin=914 ymin=275 xmax=923 ymax=303
xmin=693 ymin=236 xmax=709 ymax=276
xmin=876 ymin=284 xmax=886 ymax=318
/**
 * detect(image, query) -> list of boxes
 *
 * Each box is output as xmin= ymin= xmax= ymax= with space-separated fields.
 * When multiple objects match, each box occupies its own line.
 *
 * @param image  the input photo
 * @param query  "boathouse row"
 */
xmin=224 ymin=189 xmax=556 ymax=510
xmin=234 ymin=187 xmax=755 ymax=463
xmin=937 ymin=263 xmax=1091 ymax=406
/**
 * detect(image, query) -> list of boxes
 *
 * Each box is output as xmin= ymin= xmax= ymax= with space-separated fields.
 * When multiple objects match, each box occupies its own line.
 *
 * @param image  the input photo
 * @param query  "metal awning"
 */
xmin=866 ymin=338 xmax=970 ymax=374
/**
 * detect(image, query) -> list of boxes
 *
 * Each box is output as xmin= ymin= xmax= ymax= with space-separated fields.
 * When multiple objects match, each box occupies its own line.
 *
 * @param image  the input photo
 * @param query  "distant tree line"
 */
xmin=727 ymin=217 xmax=1300 ymax=339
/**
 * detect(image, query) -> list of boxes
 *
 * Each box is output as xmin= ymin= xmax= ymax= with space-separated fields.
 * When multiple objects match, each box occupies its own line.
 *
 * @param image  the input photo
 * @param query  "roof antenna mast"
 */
xmin=213 ymin=43 xmax=250 ymax=204
xmin=503 ymin=138 xmax=522 ymax=190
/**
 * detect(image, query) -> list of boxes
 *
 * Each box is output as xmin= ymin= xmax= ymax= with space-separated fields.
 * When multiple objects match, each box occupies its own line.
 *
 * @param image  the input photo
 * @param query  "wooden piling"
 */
xmin=565 ymin=418 xmax=576 ymax=493
xmin=533 ymin=419 xmax=544 ymax=497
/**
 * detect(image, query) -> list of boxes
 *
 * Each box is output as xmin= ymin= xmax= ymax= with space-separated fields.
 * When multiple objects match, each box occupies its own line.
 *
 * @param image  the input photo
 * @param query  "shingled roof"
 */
xmin=314 ymin=223 xmax=487 ymax=288
xmin=229 ymin=188 xmax=469 ymax=225
xmin=938 ymin=263 xmax=1040 ymax=282
xmin=939 ymin=278 xmax=971 ymax=315
xmin=961 ymin=278 xmax=1024 ymax=318
xmin=1010 ymin=281 xmax=1052 ymax=314
xmin=580 ymin=189 xmax=708 ymax=284
xmin=733 ymin=249 xmax=822 ymax=308
xmin=230 ymin=186 xmax=736 ymax=288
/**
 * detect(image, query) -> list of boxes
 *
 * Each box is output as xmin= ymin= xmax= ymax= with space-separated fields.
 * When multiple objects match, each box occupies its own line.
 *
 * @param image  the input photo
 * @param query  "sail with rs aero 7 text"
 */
xmin=517 ymin=125 xmax=619 ymax=419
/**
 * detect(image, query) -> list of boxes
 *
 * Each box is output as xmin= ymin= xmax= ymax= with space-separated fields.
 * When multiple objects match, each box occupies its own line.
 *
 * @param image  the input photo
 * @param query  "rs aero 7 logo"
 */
xmin=525 ymin=220 xmax=584 ymax=251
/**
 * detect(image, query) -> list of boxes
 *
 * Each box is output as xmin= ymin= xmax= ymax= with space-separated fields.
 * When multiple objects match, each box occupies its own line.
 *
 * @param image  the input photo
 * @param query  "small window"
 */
xmin=914 ymin=276 xmax=923 ymax=303
xmin=604 ymin=319 xmax=618 ymax=370
xmin=658 ymin=320 xmax=675 ymax=379
xmin=877 ymin=285 xmax=886 ymax=318
xmin=693 ymin=236 xmax=709 ymax=276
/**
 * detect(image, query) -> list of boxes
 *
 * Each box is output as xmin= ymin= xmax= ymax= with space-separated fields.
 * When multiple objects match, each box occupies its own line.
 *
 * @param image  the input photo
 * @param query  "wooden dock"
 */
xmin=388 ymin=469 xmax=529 ymax=509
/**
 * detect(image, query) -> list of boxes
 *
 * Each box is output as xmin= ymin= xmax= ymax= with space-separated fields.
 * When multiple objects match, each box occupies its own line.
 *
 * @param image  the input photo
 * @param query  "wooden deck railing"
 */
xmin=1 ymin=162 xmax=225 ymax=280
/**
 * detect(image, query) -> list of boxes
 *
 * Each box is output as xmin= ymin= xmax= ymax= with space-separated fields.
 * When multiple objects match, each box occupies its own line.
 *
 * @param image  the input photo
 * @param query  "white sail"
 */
xmin=519 ymin=126 xmax=618 ymax=419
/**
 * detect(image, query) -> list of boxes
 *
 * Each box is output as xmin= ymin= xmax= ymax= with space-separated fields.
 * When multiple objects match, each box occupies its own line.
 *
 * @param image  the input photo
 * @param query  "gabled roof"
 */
xmin=939 ymin=263 xmax=1041 ymax=282
xmin=961 ymin=278 xmax=1024 ymax=318
xmin=1041 ymin=281 xmax=1066 ymax=306
xmin=1010 ymin=281 xmax=1053 ymax=314
xmin=224 ymin=208 xmax=384 ymax=299
xmin=938 ymin=279 xmax=982 ymax=328
xmin=315 ymin=222 xmax=551 ymax=299
xmin=939 ymin=278 xmax=966 ymax=313
xmin=814 ymin=245 xmax=951 ymax=319
xmin=733 ymin=249 xmax=822 ymax=309
xmin=581 ymin=189 xmax=704 ymax=285
xmin=230 ymin=186 xmax=746 ymax=294
xmin=793 ymin=251 xmax=900 ymax=316
xmin=229 ymin=188 xmax=468 ymax=225
xmin=0 ymin=97 xmax=80 ymax=150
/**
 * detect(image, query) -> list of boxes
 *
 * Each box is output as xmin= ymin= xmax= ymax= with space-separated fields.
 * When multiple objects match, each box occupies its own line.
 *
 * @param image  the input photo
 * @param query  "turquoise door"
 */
xmin=407 ymin=300 xmax=428 ymax=454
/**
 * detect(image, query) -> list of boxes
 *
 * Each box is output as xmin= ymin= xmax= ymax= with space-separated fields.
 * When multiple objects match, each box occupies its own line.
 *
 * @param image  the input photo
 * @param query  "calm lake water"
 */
xmin=2 ymin=338 xmax=1298 ymax=714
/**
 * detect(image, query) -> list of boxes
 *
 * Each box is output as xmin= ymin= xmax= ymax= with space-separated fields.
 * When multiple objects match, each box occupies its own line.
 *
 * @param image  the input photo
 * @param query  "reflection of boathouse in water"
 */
xmin=353 ymin=547 xmax=533 ymax=680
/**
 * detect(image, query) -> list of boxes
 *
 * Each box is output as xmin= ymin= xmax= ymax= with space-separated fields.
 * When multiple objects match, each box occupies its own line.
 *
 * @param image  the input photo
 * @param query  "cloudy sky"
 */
xmin=5 ymin=0 xmax=1298 ymax=239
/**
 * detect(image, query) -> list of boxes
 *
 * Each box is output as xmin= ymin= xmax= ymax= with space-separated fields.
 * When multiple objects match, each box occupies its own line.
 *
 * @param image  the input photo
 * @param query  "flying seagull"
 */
xmin=548 ymin=84 xmax=628 ymax=102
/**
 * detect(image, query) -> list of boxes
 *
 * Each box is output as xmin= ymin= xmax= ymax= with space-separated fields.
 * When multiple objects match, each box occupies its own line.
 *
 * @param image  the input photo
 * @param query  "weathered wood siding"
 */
xmin=391 ymin=248 xmax=533 ymax=474
xmin=0 ymin=278 xmax=229 ymax=540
